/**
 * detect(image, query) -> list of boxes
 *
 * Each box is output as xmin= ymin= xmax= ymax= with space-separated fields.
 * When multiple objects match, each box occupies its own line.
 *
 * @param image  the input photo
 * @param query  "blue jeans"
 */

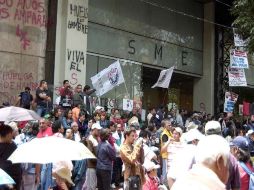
xmin=36 ymin=106 xmax=48 ymax=117
xmin=161 ymin=159 xmax=167 ymax=184
xmin=37 ymin=164 xmax=52 ymax=190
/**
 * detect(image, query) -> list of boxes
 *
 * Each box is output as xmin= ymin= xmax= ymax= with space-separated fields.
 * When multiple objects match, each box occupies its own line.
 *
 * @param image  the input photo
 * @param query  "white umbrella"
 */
xmin=0 ymin=106 xmax=41 ymax=122
xmin=0 ymin=168 xmax=15 ymax=185
xmin=8 ymin=136 xmax=96 ymax=164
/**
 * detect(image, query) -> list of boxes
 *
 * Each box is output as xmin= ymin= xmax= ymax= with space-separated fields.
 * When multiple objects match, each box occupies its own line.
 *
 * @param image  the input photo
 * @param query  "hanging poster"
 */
xmin=224 ymin=92 xmax=238 ymax=113
xmin=230 ymin=49 xmax=249 ymax=69
xmin=123 ymin=99 xmax=133 ymax=111
xmin=228 ymin=68 xmax=247 ymax=87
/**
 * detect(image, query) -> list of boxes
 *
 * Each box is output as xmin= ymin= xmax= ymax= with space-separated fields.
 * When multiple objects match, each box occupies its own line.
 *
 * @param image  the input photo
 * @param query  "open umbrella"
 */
xmin=8 ymin=136 xmax=96 ymax=164
xmin=0 ymin=106 xmax=41 ymax=122
xmin=0 ymin=168 xmax=15 ymax=185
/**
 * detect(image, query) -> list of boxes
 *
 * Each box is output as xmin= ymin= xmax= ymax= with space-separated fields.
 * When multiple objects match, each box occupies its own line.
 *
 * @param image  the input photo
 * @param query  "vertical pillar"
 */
xmin=193 ymin=2 xmax=215 ymax=114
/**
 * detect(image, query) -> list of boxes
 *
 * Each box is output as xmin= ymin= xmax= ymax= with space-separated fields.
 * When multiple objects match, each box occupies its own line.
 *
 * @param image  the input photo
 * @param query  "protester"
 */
xmin=160 ymin=119 xmax=173 ymax=184
xmin=230 ymin=136 xmax=253 ymax=190
xmin=82 ymin=123 xmax=101 ymax=190
xmin=35 ymin=80 xmax=51 ymax=117
xmin=16 ymin=87 xmax=33 ymax=109
xmin=52 ymin=120 xmax=64 ymax=138
xmin=96 ymin=129 xmax=116 ymax=190
xmin=83 ymin=85 xmax=96 ymax=114
xmin=142 ymin=160 xmax=160 ymax=190
xmin=120 ymin=129 xmax=145 ymax=190
xmin=72 ymin=84 xmax=85 ymax=110
xmin=0 ymin=124 xmax=22 ymax=190
xmin=72 ymin=104 xmax=81 ymax=122
xmin=71 ymin=122 xmax=81 ymax=142
xmin=62 ymin=109 xmax=74 ymax=131
xmin=171 ymin=135 xmax=230 ymax=190
xmin=37 ymin=118 xmax=53 ymax=138
xmin=59 ymin=80 xmax=73 ymax=110
xmin=99 ymin=112 xmax=110 ymax=129
xmin=77 ymin=112 xmax=88 ymax=138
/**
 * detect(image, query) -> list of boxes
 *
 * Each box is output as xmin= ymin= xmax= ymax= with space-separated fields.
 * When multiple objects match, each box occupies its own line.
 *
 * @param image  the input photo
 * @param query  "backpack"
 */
xmin=239 ymin=162 xmax=254 ymax=190
xmin=21 ymin=92 xmax=31 ymax=108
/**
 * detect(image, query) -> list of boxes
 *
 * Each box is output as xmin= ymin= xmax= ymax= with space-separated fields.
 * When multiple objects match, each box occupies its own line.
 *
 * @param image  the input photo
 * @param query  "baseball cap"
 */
xmin=187 ymin=122 xmax=198 ymax=131
xmin=143 ymin=160 xmax=160 ymax=172
xmin=205 ymin=121 xmax=222 ymax=135
xmin=230 ymin=136 xmax=249 ymax=151
xmin=184 ymin=129 xmax=204 ymax=143
xmin=91 ymin=123 xmax=102 ymax=130
xmin=95 ymin=106 xmax=104 ymax=111
xmin=246 ymin=129 xmax=254 ymax=136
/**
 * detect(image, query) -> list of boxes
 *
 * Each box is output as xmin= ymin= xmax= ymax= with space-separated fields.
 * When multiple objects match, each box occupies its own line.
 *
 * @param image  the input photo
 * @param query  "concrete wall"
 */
xmin=0 ymin=0 xmax=48 ymax=104
xmin=193 ymin=2 xmax=215 ymax=114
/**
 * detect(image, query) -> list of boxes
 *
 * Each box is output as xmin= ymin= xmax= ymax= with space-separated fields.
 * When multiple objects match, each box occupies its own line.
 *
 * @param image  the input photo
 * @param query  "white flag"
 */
xmin=91 ymin=60 xmax=125 ymax=96
xmin=152 ymin=66 xmax=174 ymax=88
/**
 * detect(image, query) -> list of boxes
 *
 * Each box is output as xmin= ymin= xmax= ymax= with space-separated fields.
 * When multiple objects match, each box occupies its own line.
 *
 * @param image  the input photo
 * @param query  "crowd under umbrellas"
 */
xmin=1 ymin=102 xmax=254 ymax=190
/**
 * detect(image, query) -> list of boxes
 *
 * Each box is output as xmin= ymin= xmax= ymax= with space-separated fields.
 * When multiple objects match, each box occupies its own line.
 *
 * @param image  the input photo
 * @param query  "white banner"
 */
xmin=123 ymin=99 xmax=133 ymax=111
xmin=224 ymin=92 xmax=238 ymax=113
xmin=91 ymin=60 xmax=125 ymax=96
xmin=228 ymin=68 xmax=247 ymax=87
xmin=230 ymin=49 xmax=249 ymax=69
xmin=152 ymin=66 xmax=174 ymax=88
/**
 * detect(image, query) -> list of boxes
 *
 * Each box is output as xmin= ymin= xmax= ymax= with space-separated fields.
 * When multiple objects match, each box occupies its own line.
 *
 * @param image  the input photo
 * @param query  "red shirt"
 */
xmin=37 ymin=127 xmax=53 ymax=138
xmin=143 ymin=175 xmax=159 ymax=190
xmin=239 ymin=162 xmax=254 ymax=190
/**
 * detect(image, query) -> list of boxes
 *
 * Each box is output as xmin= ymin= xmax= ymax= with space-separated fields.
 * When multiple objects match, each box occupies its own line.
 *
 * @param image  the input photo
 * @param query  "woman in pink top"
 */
xmin=143 ymin=160 xmax=160 ymax=190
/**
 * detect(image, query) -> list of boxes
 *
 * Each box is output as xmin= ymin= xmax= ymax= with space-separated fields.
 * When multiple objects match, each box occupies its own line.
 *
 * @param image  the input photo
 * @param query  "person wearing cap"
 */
xmin=142 ymin=160 xmax=160 ymax=190
xmin=171 ymin=135 xmax=230 ymax=190
xmin=205 ymin=121 xmax=240 ymax=190
xmin=82 ymin=123 xmax=102 ymax=190
xmin=96 ymin=129 xmax=116 ymax=190
xmin=160 ymin=119 xmax=173 ymax=184
xmin=230 ymin=136 xmax=254 ymax=190
xmin=161 ymin=127 xmax=184 ymax=184
xmin=167 ymin=129 xmax=204 ymax=188
xmin=246 ymin=129 xmax=254 ymax=157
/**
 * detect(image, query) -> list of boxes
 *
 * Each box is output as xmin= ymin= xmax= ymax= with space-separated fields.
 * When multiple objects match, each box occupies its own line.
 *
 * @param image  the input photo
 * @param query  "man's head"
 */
xmin=25 ymin=86 xmax=31 ymax=93
xmin=161 ymin=119 xmax=173 ymax=132
xmin=79 ymin=112 xmax=86 ymax=122
xmin=91 ymin=123 xmax=102 ymax=137
xmin=124 ymin=129 xmax=136 ymax=144
xmin=230 ymin=136 xmax=250 ymax=162
xmin=109 ymin=121 xmax=116 ymax=133
xmin=76 ymin=84 xmax=82 ymax=93
xmin=205 ymin=121 xmax=222 ymax=136
xmin=65 ymin=128 xmax=73 ymax=140
xmin=83 ymin=85 xmax=91 ymax=92
xmin=39 ymin=118 xmax=48 ymax=131
xmin=116 ymin=123 xmax=122 ymax=133
xmin=100 ymin=128 xmax=110 ymax=142
xmin=39 ymin=80 xmax=47 ymax=90
xmin=0 ymin=124 xmax=13 ymax=143
xmin=149 ymin=107 xmax=156 ymax=115
xmin=63 ymin=80 xmax=69 ymax=88
xmin=195 ymin=135 xmax=230 ymax=184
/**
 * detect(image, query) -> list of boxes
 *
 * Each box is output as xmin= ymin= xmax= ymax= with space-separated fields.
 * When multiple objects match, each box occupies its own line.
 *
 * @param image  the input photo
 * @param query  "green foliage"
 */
xmin=231 ymin=0 xmax=254 ymax=52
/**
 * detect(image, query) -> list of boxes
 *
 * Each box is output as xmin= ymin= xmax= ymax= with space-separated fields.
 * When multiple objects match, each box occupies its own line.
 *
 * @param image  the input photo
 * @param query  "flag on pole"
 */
xmin=91 ymin=60 xmax=125 ymax=96
xmin=152 ymin=66 xmax=174 ymax=88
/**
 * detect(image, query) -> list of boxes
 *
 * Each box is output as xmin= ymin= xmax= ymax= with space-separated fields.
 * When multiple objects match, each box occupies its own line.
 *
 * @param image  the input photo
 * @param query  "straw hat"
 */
xmin=55 ymin=167 xmax=74 ymax=186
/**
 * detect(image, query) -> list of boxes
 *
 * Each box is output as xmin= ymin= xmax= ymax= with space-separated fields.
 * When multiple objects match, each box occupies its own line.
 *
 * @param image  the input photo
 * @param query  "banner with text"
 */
xmin=65 ymin=0 xmax=88 ymax=87
xmin=228 ymin=68 xmax=247 ymax=87
xmin=224 ymin=91 xmax=238 ymax=113
xmin=230 ymin=49 xmax=249 ymax=69
xmin=233 ymin=28 xmax=248 ymax=47
xmin=123 ymin=99 xmax=133 ymax=111
xmin=91 ymin=60 xmax=125 ymax=96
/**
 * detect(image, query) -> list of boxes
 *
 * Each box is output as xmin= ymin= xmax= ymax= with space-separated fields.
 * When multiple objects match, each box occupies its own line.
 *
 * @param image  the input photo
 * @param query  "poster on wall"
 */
xmin=123 ymin=99 xmax=133 ymax=111
xmin=228 ymin=68 xmax=247 ymax=86
xmin=224 ymin=91 xmax=238 ymax=113
xmin=233 ymin=28 xmax=248 ymax=47
xmin=230 ymin=49 xmax=249 ymax=69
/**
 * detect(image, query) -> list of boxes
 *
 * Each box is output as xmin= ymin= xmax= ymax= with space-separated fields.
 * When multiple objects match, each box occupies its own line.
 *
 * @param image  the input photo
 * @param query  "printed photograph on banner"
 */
xmin=224 ymin=91 xmax=238 ymax=113
xmin=123 ymin=99 xmax=133 ymax=111
xmin=230 ymin=49 xmax=249 ymax=69
xmin=233 ymin=28 xmax=248 ymax=47
xmin=228 ymin=68 xmax=247 ymax=87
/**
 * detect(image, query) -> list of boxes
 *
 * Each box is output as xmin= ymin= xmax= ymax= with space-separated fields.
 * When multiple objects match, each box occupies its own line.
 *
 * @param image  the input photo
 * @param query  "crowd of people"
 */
xmin=1 ymin=79 xmax=254 ymax=190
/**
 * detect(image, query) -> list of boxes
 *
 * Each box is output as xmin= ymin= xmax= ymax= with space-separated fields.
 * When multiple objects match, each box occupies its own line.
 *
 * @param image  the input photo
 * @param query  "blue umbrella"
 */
xmin=0 ymin=168 xmax=15 ymax=185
